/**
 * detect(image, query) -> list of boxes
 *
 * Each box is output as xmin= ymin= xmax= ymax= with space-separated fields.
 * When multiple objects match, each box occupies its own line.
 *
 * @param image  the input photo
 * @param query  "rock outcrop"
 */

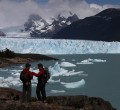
xmin=0 ymin=88 xmax=116 ymax=110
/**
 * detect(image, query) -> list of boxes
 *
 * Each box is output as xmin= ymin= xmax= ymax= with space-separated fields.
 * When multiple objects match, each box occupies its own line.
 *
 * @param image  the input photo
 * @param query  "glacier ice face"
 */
xmin=0 ymin=38 xmax=120 ymax=54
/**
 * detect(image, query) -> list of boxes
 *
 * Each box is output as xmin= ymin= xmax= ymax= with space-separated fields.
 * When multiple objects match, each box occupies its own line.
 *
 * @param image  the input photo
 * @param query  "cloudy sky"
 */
xmin=0 ymin=0 xmax=120 ymax=28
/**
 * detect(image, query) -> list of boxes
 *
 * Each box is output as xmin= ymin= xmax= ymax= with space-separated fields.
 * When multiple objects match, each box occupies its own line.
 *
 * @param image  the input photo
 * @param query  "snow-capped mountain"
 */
xmin=1 ymin=25 xmax=30 ymax=38
xmin=24 ymin=14 xmax=49 ymax=32
xmin=0 ymin=30 xmax=5 ymax=36
xmin=53 ymin=8 xmax=120 ymax=41
xmin=0 ymin=11 xmax=79 ymax=38
xmin=30 ymin=11 xmax=79 ymax=38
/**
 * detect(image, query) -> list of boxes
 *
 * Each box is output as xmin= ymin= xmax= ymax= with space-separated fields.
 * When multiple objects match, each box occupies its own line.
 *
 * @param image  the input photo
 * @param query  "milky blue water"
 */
xmin=0 ymin=54 xmax=120 ymax=109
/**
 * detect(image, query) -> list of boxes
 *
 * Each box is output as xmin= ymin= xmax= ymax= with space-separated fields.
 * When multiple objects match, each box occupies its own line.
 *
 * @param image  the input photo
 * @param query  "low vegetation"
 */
xmin=0 ymin=48 xmax=15 ymax=58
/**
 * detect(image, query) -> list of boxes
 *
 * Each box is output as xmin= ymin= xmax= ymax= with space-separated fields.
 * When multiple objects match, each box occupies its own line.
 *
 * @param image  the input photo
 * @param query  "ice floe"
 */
xmin=76 ymin=58 xmax=106 ymax=65
xmin=60 ymin=62 xmax=76 ymax=67
xmin=50 ymin=90 xmax=65 ymax=93
xmin=61 ymin=79 xmax=85 ymax=89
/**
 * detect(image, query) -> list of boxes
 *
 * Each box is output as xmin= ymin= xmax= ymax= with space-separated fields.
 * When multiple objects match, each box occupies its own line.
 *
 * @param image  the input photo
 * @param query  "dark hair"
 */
xmin=25 ymin=63 xmax=31 ymax=68
xmin=38 ymin=63 xmax=43 ymax=68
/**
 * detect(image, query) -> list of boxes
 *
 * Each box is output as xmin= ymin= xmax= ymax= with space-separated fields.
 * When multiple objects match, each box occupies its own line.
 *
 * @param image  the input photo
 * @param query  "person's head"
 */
xmin=25 ymin=63 xmax=31 ymax=69
xmin=38 ymin=63 xmax=43 ymax=69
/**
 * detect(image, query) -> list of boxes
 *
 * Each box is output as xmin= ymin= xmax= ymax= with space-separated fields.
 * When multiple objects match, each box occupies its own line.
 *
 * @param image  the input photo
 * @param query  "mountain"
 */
xmin=1 ymin=25 xmax=31 ymax=38
xmin=28 ymin=11 xmax=79 ymax=38
xmin=24 ymin=14 xmax=49 ymax=32
xmin=53 ymin=8 xmax=120 ymax=41
xmin=0 ymin=30 xmax=6 ymax=36
xmin=0 ymin=11 xmax=79 ymax=38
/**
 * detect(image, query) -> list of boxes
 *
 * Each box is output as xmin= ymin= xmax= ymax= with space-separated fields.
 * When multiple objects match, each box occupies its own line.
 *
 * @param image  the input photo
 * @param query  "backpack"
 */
xmin=43 ymin=67 xmax=50 ymax=83
xmin=20 ymin=71 xmax=28 ymax=83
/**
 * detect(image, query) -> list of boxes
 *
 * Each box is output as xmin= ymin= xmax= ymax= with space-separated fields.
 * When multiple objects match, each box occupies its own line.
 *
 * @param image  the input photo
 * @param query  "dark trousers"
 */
xmin=22 ymin=83 xmax=31 ymax=102
xmin=36 ymin=82 xmax=46 ymax=101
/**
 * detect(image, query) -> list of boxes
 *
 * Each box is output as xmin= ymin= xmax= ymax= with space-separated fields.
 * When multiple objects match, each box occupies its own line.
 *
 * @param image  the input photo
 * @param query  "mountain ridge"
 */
xmin=53 ymin=8 xmax=120 ymax=41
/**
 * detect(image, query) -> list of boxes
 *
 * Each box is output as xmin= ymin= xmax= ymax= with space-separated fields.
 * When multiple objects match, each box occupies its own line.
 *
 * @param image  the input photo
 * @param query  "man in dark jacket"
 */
xmin=32 ymin=63 xmax=46 ymax=102
xmin=22 ymin=63 xmax=33 ymax=102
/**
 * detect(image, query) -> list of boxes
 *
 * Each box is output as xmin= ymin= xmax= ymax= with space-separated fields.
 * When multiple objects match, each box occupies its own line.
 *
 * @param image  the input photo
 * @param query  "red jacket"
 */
xmin=23 ymin=68 xmax=33 ymax=80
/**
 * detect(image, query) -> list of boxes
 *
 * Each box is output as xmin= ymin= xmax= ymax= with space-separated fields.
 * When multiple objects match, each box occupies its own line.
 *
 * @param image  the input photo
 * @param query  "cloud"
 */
xmin=0 ymin=0 xmax=119 ymax=28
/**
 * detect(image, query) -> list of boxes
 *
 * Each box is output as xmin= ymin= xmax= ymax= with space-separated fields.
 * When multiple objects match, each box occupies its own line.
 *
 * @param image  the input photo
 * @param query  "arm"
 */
xmin=32 ymin=69 xmax=44 ymax=77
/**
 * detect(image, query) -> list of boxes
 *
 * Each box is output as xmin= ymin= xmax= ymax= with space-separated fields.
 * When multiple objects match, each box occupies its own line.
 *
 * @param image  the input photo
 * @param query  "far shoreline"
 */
xmin=0 ymin=53 xmax=58 ymax=68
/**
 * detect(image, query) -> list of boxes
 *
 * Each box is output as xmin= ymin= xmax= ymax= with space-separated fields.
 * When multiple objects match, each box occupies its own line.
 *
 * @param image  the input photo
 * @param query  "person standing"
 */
xmin=21 ymin=63 xmax=33 ymax=102
xmin=32 ymin=63 xmax=46 ymax=102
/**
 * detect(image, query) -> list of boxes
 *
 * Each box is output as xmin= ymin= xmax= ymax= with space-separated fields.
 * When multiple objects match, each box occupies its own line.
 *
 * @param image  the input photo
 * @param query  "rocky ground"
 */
xmin=0 ymin=53 xmax=58 ymax=67
xmin=0 ymin=87 xmax=116 ymax=110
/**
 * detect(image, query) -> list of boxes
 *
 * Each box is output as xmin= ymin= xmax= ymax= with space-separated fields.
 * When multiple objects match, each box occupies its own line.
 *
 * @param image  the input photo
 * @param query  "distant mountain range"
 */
xmin=53 ymin=8 xmax=120 ymax=41
xmin=0 ymin=31 xmax=6 ymax=36
xmin=24 ymin=11 xmax=79 ymax=38
xmin=0 ymin=11 xmax=79 ymax=38
xmin=0 ymin=8 xmax=120 ymax=42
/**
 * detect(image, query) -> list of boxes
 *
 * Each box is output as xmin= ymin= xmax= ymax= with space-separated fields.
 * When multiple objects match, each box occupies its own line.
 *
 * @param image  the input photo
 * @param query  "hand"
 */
xmin=25 ymin=82 xmax=30 ymax=86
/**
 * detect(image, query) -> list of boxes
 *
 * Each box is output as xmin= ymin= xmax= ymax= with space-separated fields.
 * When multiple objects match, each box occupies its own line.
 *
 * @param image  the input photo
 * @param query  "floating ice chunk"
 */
xmin=11 ymin=72 xmax=20 ymax=76
xmin=19 ymin=65 xmax=24 ymax=68
xmin=49 ymin=62 xmax=68 ymax=76
xmin=0 ymin=68 xmax=9 ymax=71
xmin=61 ymin=79 xmax=85 ymax=89
xmin=72 ymin=59 xmax=76 ymax=61
xmin=0 ymin=83 xmax=9 ymax=87
xmin=10 ymin=69 xmax=21 ymax=72
xmin=10 ymin=80 xmax=21 ymax=86
xmin=61 ymin=59 xmax=65 ymax=61
xmin=0 ymin=76 xmax=22 ymax=87
xmin=0 ymin=77 xmax=4 ymax=82
xmin=60 ymin=62 xmax=76 ymax=67
xmin=50 ymin=90 xmax=65 ymax=93
xmin=76 ymin=62 xmax=94 ymax=65
xmin=92 ymin=59 xmax=106 ymax=63
xmin=62 ymin=70 xmax=84 ymax=76
xmin=76 ymin=58 xmax=106 ymax=65
xmin=49 ymin=62 xmax=85 ymax=77
xmin=48 ymin=79 xmax=61 ymax=83
xmin=79 ymin=73 xmax=88 ymax=77
xmin=76 ymin=59 xmax=94 ymax=64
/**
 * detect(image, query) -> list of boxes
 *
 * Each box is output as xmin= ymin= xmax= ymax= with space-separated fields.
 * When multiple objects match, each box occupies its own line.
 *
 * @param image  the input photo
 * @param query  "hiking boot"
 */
xmin=43 ymin=100 xmax=47 ymax=103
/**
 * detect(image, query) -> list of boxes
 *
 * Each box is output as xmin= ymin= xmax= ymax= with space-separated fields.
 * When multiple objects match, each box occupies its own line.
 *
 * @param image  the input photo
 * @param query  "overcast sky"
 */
xmin=0 ymin=0 xmax=120 ymax=28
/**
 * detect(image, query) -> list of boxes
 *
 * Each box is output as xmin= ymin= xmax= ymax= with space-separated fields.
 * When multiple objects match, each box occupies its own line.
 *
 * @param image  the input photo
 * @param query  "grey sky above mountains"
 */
xmin=0 ymin=0 xmax=119 ymax=28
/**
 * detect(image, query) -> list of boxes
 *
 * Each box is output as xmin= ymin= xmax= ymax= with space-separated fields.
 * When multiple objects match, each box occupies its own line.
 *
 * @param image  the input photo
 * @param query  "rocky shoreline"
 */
xmin=0 ymin=53 xmax=58 ymax=68
xmin=0 ymin=87 xmax=116 ymax=110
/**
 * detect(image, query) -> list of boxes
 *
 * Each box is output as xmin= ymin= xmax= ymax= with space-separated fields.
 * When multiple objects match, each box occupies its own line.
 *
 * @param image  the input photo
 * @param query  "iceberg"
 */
xmin=61 ymin=79 xmax=85 ymax=89
xmin=50 ymin=90 xmax=65 ymax=93
xmin=60 ymin=62 xmax=76 ymax=67
xmin=0 ymin=38 xmax=120 ymax=54
xmin=76 ymin=58 xmax=106 ymax=65
xmin=49 ymin=62 xmax=84 ymax=77
xmin=0 ymin=61 xmax=86 ymax=87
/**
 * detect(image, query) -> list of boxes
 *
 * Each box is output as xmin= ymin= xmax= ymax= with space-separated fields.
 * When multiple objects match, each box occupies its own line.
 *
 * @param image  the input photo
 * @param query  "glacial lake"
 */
xmin=0 ymin=54 xmax=120 ymax=109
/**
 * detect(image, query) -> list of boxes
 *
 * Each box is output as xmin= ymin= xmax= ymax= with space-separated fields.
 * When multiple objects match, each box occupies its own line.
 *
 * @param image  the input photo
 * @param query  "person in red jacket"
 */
xmin=22 ymin=63 xmax=33 ymax=102
xmin=32 ymin=63 xmax=46 ymax=102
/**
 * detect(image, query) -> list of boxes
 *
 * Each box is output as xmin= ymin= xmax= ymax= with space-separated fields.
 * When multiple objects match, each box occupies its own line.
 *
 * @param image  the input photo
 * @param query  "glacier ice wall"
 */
xmin=0 ymin=38 xmax=120 ymax=54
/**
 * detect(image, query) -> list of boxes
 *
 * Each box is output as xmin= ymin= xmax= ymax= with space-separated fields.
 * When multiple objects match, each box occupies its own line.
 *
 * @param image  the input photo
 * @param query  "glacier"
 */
xmin=0 ymin=38 xmax=120 ymax=54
